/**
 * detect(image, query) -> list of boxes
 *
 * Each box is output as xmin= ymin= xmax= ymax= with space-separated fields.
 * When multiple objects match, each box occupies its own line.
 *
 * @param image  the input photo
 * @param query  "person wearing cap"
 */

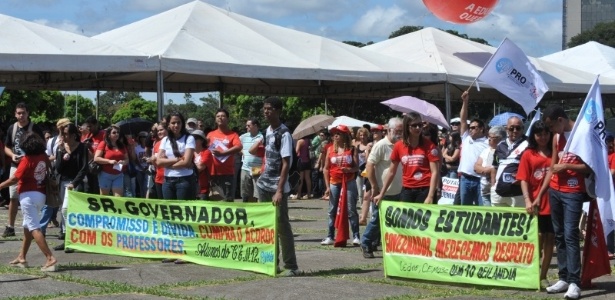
xmin=239 ymin=119 xmax=263 ymax=202
xmin=3 ymin=102 xmax=45 ymax=238
xmin=321 ymin=124 xmax=361 ymax=246
xmin=449 ymin=117 xmax=462 ymax=133
xmin=373 ymin=112 xmax=440 ymax=205
xmin=206 ymin=109 xmax=242 ymax=202
xmin=191 ymin=129 xmax=213 ymax=200
xmin=371 ymin=125 xmax=385 ymax=144
xmin=186 ymin=118 xmax=198 ymax=134
xmin=133 ymin=131 xmax=150 ymax=198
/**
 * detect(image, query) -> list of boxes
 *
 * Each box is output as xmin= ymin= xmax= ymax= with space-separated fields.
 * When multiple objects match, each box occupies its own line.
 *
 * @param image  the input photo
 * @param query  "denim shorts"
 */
xmin=98 ymin=171 xmax=124 ymax=190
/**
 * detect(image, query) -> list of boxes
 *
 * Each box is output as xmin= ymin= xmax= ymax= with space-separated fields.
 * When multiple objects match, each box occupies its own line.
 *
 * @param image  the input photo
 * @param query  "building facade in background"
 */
xmin=563 ymin=0 xmax=615 ymax=49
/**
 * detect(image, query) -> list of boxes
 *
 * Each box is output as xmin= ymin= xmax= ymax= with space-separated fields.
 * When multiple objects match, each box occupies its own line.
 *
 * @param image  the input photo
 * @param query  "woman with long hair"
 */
xmin=355 ymin=127 xmax=372 ymax=225
xmin=53 ymin=123 xmax=88 ymax=252
xmin=517 ymin=120 xmax=554 ymax=288
xmin=0 ymin=132 xmax=57 ymax=271
xmin=291 ymin=135 xmax=312 ymax=200
xmin=321 ymin=125 xmax=360 ymax=246
xmin=147 ymin=121 xmax=167 ymax=199
xmin=374 ymin=113 xmax=440 ymax=204
xmin=94 ymin=125 xmax=129 ymax=197
xmin=442 ymin=132 xmax=462 ymax=178
xmin=157 ymin=112 xmax=196 ymax=201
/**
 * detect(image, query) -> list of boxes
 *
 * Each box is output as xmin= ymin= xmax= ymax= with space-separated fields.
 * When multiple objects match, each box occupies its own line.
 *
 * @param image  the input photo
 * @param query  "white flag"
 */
xmin=564 ymin=77 xmax=615 ymax=238
xmin=476 ymin=38 xmax=549 ymax=115
xmin=525 ymin=108 xmax=541 ymax=137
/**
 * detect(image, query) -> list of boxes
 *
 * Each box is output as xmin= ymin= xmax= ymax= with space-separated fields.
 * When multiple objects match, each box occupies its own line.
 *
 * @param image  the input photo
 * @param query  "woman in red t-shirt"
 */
xmin=0 ymin=132 xmax=57 ymax=271
xmin=517 ymin=120 xmax=554 ymax=288
xmin=321 ymin=125 xmax=360 ymax=246
xmin=148 ymin=122 xmax=167 ymax=199
xmin=93 ymin=125 xmax=129 ymax=197
xmin=192 ymin=130 xmax=213 ymax=200
xmin=374 ymin=112 xmax=440 ymax=204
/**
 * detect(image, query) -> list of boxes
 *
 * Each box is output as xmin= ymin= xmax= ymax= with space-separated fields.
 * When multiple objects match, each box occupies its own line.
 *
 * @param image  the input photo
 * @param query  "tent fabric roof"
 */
xmin=94 ymin=1 xmax=444 ymax=83
xmin=541 ymin=41 xmax=615 ymax=80
xmin=364 ymin=28 xmax=615 ymax=94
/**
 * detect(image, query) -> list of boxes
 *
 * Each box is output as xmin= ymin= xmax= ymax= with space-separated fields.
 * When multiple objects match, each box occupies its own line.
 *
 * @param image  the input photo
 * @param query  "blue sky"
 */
xmin=1 ymin=0 xmax=563 ymax=102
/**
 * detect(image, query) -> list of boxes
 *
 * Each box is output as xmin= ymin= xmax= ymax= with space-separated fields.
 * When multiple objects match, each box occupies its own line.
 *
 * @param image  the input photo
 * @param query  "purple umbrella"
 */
xmin=381 ymin=96 xmax=449 ymax=129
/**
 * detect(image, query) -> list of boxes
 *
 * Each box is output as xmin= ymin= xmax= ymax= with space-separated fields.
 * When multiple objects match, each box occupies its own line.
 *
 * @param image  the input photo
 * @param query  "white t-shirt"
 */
xmin=135 ymin=144 xmax=148 ymax=170
xmin=458 ymin=131 xmax=488 ymax=177
xmin=46 ymin=135 xmax=62 ymax=157
xmin=160 ymin=134 xmax=196 ymax=177
xmin=478 ymin=147 xmax=495 ymax=195
xmin=367 ymin=137 xmax=402 ymax=196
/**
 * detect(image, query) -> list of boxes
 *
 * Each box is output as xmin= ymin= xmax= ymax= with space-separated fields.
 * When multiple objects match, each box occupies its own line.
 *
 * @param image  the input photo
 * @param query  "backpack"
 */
xmin=267 ymin=126 xmax=299 ymax=173
xmin=494 ymin=139 xmax=528 ymax=197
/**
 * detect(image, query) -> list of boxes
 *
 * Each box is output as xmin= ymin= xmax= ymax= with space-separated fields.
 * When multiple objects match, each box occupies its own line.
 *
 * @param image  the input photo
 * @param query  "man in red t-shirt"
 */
xmin=81 ymin=116 xmax=105 ymax=194
xmin=206 ymin=108 xmax=242 ymax=202
xmin=541 ymin=105 xmax=589 ymax=298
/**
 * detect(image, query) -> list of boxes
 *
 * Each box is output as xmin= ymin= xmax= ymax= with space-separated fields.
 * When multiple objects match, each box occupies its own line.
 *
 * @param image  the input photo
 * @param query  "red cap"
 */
xmin=371 ymin=124 xmax=384 ymax=132
xmin=330 ymin=125 xmax=351 ymax=135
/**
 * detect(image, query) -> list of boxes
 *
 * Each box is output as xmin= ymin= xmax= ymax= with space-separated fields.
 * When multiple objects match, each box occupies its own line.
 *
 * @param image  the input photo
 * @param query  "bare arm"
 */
xmin=460 ymin=91 xmax=469 ymax=134
xmin=425 ymin=161 xmax=440 ymax=204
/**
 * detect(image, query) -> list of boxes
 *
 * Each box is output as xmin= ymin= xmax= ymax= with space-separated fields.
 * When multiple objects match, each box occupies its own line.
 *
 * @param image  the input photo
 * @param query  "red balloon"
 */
xmin=423 ymin=0 xmax=499 ymax=24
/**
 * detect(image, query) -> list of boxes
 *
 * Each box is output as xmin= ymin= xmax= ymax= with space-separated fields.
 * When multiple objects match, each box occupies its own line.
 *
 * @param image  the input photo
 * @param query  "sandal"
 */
xmin=41 ymin=261 xmax=58 ymax=272
xmin=9 ymin=259 xmax=28 ymax=268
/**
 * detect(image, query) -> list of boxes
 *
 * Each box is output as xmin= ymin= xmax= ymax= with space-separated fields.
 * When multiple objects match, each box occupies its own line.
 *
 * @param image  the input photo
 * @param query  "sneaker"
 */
xmin=53 ymin=243 xmax=65 ymax=251
xmin=2 ymin=226 xmax=15 ymax=237
xmin=321 ymin=237 xmax=334 ymax=245
xmin=564 ymin=283 xmax=581 ymax=299
xmin=362 ymin=246 xmax=375 ymax=259
xmin=289 ymin=194 xmax=298 ymax=200
xmin=281 ymin=269 xmax=302 ymax=277
xmin=352 ymin=237 xmax=361 ymax=246
xmin=546 ymin=280 xmax=569 ymax=294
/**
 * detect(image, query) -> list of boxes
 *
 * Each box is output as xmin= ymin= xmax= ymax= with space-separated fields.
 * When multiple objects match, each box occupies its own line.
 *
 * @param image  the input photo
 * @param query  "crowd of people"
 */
xmin=0 ymin=92 xmax=607 ymax=296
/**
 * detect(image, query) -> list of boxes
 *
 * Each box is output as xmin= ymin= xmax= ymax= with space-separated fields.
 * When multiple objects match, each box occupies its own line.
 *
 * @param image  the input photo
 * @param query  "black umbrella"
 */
xmin=115 ymin=118 xmax=154 ymax=136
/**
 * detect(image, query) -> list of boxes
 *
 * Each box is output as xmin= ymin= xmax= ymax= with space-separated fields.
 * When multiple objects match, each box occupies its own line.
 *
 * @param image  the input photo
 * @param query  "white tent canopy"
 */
xmin=541 ymin=41 xmax=615 ymax=80
xmin=364 ymin=27 xmax=615 ymax=98
xmin=329 ymin=116 xmax=378 ymax=129
xmin=0 ymin=13 xmax=159 ymax=90
xmin=93 ymin=0 xmax=445 ymax=98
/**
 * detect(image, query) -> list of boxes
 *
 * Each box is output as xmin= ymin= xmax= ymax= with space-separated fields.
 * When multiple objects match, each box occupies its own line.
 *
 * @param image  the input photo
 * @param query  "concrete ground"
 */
xmin=0 ymin=198 xmax=614 ymax=299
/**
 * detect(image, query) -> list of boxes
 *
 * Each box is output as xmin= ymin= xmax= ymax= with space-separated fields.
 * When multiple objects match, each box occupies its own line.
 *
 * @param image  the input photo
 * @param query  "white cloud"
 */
xmin=497 ymin=0 xmax=561 ymax=14
xmin=352 ymin=5 xmax=408 ymax=38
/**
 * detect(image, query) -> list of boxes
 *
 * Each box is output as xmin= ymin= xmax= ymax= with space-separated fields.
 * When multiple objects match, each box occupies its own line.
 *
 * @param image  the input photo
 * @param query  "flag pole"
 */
xmin=471 ymin=38 xmax=508 ymax=93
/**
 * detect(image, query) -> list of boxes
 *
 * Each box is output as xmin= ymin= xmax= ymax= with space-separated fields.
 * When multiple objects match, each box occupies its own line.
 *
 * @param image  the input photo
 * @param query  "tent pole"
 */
xmin=445 ymin=82 xmax=451 ymax=123
xmin=157 ymin=70 xmax=165 ymax=121
xmin=96 ymin=89 xmax=100 ymax=121
xmin=219 ymin=90 xmax=225 ymax=108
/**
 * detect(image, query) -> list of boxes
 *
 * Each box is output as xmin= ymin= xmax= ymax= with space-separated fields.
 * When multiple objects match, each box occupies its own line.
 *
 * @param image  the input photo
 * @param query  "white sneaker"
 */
xmin=546 ymin=280 xmax=569 ymax=294
xmin=321 ymin=237 xmax=334 ymax=245
xmin=352 ymin=237 xmax=360 ymax=246
xmin=564 ymin=283 xmax=581 ymax=299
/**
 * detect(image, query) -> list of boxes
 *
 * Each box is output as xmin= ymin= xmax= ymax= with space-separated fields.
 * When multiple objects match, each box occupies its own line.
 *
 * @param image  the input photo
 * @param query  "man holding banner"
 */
xmin=540 ymin=105 xmax=589 ymax=299
xmin=360 ymin=117 xmax=403 ymax=258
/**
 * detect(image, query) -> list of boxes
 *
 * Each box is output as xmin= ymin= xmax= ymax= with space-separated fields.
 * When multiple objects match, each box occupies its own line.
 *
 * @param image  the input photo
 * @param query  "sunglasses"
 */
xmin=508 ymin=126 xmax=522 ymax=132
xmin=409 ymin=123 xmax=423 ymax=129
xmin=469 ymin=126 xmax=479 ymax=130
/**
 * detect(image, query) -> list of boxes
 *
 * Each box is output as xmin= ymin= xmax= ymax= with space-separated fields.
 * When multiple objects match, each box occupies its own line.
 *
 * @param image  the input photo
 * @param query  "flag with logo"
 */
xmin=475 ymin=38 xmax=549 ymax=115
xmin=564 ymin=76 xmax=615 ymax=237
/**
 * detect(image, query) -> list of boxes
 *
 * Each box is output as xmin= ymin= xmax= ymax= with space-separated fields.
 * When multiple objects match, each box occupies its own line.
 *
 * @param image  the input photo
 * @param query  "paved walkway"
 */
xmin=0 ymin=198 xmax=614 ymax=299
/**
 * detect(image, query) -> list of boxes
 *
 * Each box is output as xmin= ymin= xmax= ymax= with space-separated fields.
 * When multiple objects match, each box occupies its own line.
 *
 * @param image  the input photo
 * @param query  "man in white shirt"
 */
xmin=360 ymin=117 xmax=403 ymax=258
xmin=457 ymin=91 xmax=488 ymax=206
xmin=239 ymin=119 xmax=263 ymax=202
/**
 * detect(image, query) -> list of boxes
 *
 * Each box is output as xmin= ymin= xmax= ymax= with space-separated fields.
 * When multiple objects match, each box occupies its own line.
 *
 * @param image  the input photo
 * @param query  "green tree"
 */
xmin=389 ymin=26 xmax=424 ymax=39
xmin=568 ymin=20 xmax=615 ymax=48
xmin=97 ymin=91 xmax=144 ymax=125
xmin=111 ymin=98 xmax=158 ymax=124
xmin=0 ymin=90 xmax=64 ymax=125
xmin=64 ymin=94 xmax=96 ymax=125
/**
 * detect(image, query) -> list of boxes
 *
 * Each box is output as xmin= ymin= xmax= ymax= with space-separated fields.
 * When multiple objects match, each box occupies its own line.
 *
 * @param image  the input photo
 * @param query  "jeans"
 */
xmin=124 ymin=174 xmax=136 ymax=197
xmin=162 ymin=175 xmax=196 ymax=200
xmin=256 ymin=187 xmax=298 ymax=271
xmin=327 ymin=180 xmax=360 ymax=239
xmin=400 ymin=187 xmax=429 ymax=203
xmin=134 ymin=171 xmax=148 ymax=198
xmin=211 ymin=175 xmax=234 ymax=202
xmin=549 ymin=189 xmax=585 ymax=285
xmin=361 ymin=193 xmax=400 ymax=251
xmin=311 ymin=169 xmax=324 ymax=197
xmin=460 ymin=175 xmax=482 ymax=206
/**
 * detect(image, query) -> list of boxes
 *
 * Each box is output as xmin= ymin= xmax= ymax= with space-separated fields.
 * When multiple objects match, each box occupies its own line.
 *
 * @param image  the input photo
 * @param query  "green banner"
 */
xmin=380 ymin=201 xmax=539 ymax=289
xmin=65 ymin=191 xmax=278 ymax=276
